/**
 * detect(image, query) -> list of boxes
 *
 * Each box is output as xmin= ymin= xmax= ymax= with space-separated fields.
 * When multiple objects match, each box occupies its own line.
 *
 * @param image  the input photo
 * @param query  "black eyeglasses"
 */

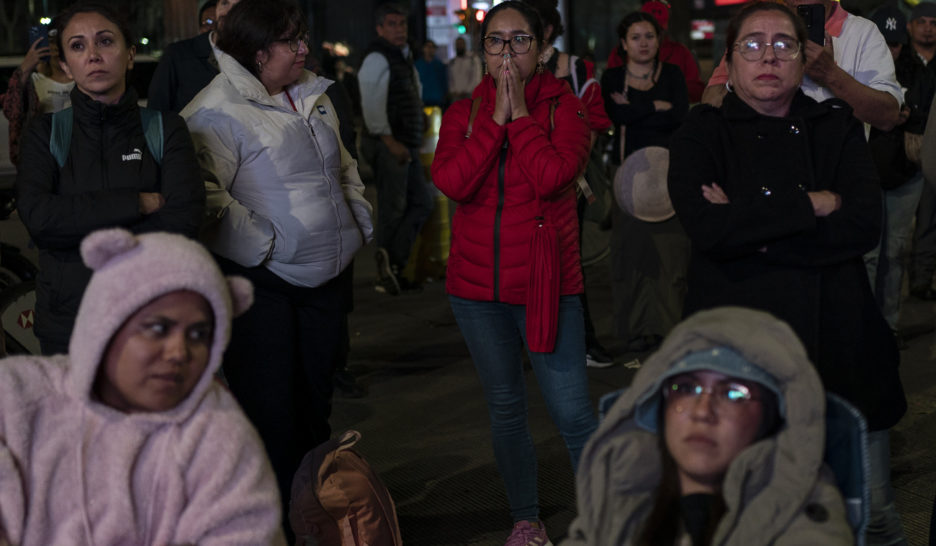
xmin=734 ymin=38 xmax=801 ymax=61
xmin=276 ymin=32 xmax=310 ymax=53
xmin=482 ymin=34 xmax=534 ymax=55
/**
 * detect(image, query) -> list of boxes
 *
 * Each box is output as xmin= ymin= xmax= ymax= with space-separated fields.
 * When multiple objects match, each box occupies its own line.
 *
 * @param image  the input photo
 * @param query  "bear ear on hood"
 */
xmin=226 ymin=276 xmax=254 ymax=318
xmin=80 ymin=228 xmax=139 ymax=270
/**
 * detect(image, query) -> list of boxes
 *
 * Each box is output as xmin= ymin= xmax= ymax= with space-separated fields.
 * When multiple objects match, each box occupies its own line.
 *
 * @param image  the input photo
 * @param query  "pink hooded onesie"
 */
xmin=0 ymin=229 xmax=285 ymax=545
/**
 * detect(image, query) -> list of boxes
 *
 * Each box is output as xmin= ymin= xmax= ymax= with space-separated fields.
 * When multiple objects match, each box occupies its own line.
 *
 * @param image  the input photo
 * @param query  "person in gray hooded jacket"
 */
xmin=563 ymin=306 xmax=853 ymax=545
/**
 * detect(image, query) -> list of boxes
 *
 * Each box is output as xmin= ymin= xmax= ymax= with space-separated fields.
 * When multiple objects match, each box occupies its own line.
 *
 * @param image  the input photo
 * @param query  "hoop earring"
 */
xmin=725 ymin=80 xmax=733 ymax=93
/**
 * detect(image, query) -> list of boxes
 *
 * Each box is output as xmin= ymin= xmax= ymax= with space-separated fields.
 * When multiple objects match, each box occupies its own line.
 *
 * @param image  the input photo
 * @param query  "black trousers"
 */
xmin=216 ymin=256 xmax=350 ymax=526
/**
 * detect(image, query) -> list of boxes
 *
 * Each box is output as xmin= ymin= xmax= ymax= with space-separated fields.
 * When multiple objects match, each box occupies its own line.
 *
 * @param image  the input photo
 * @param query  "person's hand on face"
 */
xmin=483 ymin=8 xmax=538 ymax=126
xmin=503 ymin=55 xmax=529 ymax=120
xmin=21 ymin=38 xmax=50 ymax=75
xmin=803 ymin=32 xmax=837 ymax=86
xmin=492 ymin=56 xmax=512 ymax=125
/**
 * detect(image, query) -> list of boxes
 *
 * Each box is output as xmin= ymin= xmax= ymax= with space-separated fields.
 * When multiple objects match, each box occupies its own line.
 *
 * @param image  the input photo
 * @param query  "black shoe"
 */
xmin=334 ymin=368 xmax=366 ymax=398
xmin=586 ymin=342 xmax=615 ymax=368
xmin=374 ymin=248 xmax=400 ymax=295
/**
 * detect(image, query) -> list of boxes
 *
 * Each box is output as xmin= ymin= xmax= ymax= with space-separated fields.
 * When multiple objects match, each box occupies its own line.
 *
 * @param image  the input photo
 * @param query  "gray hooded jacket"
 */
xmin=563 ymin=307 xmax=853 ymax=545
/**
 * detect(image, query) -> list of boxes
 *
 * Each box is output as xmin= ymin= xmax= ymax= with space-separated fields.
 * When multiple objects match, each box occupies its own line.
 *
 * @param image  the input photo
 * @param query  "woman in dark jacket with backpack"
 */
xmin=15 ymin=3 xmax=204 ymax=354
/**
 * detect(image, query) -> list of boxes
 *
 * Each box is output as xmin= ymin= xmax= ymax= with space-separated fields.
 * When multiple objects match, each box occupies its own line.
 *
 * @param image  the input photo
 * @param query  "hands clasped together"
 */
xmin=492 ymin=54 xmax=531 ymax=126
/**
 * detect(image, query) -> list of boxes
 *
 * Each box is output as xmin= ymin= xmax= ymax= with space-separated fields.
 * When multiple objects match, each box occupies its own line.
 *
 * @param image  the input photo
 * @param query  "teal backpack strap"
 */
xmin=50 ymin=108 xmax=74 ymax=168
xmin=50 ymin=107 xmax=163 ymax=167
xmin=139 ymin=107 xmax=164 ymax=165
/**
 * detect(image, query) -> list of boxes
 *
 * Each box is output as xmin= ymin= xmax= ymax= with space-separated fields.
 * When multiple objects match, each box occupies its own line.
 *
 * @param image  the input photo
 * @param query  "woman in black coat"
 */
xmin=668 ymin=3 xmax=906 ymax=542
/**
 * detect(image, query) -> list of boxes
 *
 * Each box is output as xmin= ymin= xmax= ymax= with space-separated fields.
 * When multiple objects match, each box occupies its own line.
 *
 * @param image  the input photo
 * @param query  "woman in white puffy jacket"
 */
xmin=181 ymin=0 xmax=373 ymax=533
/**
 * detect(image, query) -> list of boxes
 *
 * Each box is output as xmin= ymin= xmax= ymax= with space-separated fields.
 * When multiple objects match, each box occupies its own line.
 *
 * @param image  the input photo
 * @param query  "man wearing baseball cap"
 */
xmin=865 ymin=5 xmax=927 ymax=353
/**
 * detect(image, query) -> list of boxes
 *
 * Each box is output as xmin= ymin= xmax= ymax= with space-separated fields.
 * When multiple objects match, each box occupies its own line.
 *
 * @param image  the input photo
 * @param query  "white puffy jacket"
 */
xmin=182 ymin=49 xmax=373 ymax=288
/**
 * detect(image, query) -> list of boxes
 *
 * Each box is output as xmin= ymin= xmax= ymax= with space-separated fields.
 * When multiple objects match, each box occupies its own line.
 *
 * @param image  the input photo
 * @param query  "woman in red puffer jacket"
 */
xmin=430 ymin=2 xmax=595 ymax=544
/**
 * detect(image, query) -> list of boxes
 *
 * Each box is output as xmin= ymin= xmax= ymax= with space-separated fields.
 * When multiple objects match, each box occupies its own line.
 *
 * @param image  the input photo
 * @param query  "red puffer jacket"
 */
xmin=432 ymin=72 xmax=591 ymax=304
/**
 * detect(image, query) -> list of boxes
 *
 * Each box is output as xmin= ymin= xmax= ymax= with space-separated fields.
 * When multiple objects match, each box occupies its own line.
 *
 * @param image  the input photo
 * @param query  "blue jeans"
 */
xmin=449 ymin=295 xmax=598 ymax=522
xmin=866 ymin=429 xmax=907 ymax=545
xmin=361 ymin=136 xmax=433 ymax=270
xmin=865 ymin=173 xmax=925 ymax=329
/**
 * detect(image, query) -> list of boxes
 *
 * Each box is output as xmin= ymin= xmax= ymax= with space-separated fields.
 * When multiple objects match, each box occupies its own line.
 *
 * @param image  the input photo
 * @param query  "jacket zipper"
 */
xmin=100 ymin=112 xmax=108 ymax=188
xmin=493 ymin=137 xmax=508 ymax=302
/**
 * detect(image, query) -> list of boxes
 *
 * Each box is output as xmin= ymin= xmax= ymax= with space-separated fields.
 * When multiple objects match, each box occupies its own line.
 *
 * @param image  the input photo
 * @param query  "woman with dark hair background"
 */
xmin=181 ymin=0 xmax=373 ymax=533
xmin=601 ymin=11 xmax=689 ymax=358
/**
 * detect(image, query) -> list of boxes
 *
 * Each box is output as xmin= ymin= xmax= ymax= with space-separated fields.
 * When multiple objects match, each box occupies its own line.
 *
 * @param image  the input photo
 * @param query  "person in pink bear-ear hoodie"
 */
xmin=0 ymin=228 xmax=285 ymax=545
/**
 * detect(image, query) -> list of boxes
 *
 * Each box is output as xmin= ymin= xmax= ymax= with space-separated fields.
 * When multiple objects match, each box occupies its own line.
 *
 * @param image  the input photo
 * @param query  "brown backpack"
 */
xmin=289 ymin=430 xmax=403 ymax=546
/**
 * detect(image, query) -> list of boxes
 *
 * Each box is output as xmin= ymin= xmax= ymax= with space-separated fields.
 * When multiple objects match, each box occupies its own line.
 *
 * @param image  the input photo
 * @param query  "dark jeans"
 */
xmin=449 ymin=295 xmax=598 ymax=522
xmin=361 ymin=135 xmax=433 ymax=270
xmin=216 ymin=256 xmax=350 ymax=530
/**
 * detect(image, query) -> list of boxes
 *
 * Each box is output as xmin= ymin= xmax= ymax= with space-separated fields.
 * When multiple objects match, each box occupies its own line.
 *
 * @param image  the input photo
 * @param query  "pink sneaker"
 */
xmin=505 ymin=520 xmax=552 ymax=546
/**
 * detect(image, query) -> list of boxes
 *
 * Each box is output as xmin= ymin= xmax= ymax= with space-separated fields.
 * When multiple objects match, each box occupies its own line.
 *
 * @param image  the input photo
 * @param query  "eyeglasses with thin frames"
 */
xmin=734 ymin=38 xmax=801 ymax=62
xmin=663 ymin=376 xmax=761 ymax=415
xmin=482 ymin=34 xmax=534 ymax=55
xmin=276 ymin=32 xmax=310 ymax=53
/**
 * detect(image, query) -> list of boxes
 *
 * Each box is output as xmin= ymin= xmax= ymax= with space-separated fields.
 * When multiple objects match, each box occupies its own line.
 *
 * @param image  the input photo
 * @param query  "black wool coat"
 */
xmin=668 ymin=90 xmax=906 ymax=431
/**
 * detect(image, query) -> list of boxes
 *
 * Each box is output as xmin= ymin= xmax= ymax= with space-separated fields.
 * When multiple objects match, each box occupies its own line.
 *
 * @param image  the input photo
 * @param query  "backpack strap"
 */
xmin=549 ymin=97 xmax=557 ymax=131
xmin=50 ymin=108 xmax=74 ymax=168
xmin=466 ymin=96 xmax=556 ymax=137
xmin=139 ymin=107 xmax=164 ymax=165
xmin=49 ymin=107 xmax=164 ymax=167
xmin=464 ymin=97 xmax=482 ymax=139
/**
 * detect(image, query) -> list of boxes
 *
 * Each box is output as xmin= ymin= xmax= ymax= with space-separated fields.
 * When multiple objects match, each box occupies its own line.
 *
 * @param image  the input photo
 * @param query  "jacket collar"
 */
xmin=70 ymin=85 xmax=138 ymax=123
xmin=192 ymin=31 xmax=214 ymax=60
xmin=720 ymin=89 xmax=829 ymax=121
xmin=214 ymin=47 xmax=331 ymax=110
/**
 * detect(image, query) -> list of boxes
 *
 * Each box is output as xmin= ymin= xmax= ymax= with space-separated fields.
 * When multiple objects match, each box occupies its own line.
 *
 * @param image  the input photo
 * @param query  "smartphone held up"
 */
xmin=797 ymin=4 xmax=825 ymax=45
xmin=28 ymin=25 xmax=50 ymax=62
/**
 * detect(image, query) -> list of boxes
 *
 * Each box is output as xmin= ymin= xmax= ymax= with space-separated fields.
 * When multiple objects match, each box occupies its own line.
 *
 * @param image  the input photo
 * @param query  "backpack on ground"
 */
xmin=50 ymin=107 xmax=164 ymax=168
xmin=289 ymin=430 xmax=403 ymax=546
